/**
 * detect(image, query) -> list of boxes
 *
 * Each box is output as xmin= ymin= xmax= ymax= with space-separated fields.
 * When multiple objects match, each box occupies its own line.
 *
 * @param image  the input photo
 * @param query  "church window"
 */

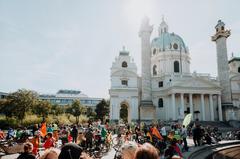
xmin=153 ymin=48 xmax=156 ymax=55
xmin=158 ymin=98 xmax=163 ymax=108
xmin=221 ymin=26 xmax=224 ymax=30
xmin=122 ymin=61 xmax=128 ymax=68
xmin=159 ymin=81 xmax=163 ymax=87
xmin=164 ymin=28 xmax=167 ymax=33
xmin=121 ymin=80 xmax=128 ymax=86
xmin=173 ymin=43 xmax=178 ymax=50
xmin=216 ymin=28 xmax=218 ymax=32
xmin=153 ymin=65 xmax=157 ymax=75
xmin=238 ymin=67 xmax=240 ymax=73
xmin=174 ymin=61 xmax=180 ymax=73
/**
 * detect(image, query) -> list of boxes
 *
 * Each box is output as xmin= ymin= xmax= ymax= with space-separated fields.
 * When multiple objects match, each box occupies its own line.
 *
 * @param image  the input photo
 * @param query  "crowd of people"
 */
xmin=0 ymin=119 xmax=236 ymax=159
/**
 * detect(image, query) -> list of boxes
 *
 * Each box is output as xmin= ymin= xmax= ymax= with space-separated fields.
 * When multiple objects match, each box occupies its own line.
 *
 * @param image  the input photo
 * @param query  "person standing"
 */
xmin=181 ymin=125 xmax=188 ymax=151
xmin=71 ymin=125 xmax=78 ymax=143
xmin=192 ymin=125 xmax=202 ymax=146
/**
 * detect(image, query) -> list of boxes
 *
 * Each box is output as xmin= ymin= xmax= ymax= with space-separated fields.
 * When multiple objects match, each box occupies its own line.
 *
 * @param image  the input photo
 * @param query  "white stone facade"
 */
xmin=109 ymin=18 xmax=240 ymax=123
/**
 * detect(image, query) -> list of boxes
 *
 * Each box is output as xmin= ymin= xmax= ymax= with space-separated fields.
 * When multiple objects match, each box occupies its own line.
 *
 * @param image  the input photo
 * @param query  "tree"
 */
xmin=0 ymin=99 xmax=14 ymax=119
xmin=32 ymin=100 xmax=51 ymax=118
xmin=4 ymin=89 xmax=38 ymax=122
xmin=51 ymin=104 xmax=64 ymax=116
xmin=86 ymin=107 xmax=96 ymax=118
xmin=69 ymin=100 xmax=86 ymax=124
xmin=95 ymin=99 xmax=110 ymax=122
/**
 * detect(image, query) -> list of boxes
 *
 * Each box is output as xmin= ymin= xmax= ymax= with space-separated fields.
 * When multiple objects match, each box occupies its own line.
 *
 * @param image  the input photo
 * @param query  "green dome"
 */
xmin=151 ymin=32 xmax=188 ymax=53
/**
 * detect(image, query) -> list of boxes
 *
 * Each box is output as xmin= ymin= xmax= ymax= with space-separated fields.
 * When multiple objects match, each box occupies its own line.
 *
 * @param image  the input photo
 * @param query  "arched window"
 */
xmin=153 ymin=48 xmax=156 ymax=55
xmin=221 ymin=26 xmax=224 ymax=30
xmin=122 ymin=61 xmax=128 ymax=68
xmin=238 ymin=67 xmax=240 ymax=73
xmin=158 ymin=98 xmax=163 ymax=108
xmin=174 ymin=61 xmax=180 ymax=73
xmin=153 ymin=65 xmax=157 ymax=75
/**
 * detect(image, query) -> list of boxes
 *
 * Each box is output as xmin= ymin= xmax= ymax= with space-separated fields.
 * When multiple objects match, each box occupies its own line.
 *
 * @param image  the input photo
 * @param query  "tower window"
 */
xmin=238 ymin=67 xmax=240 ymax=73
xmin=121 ymin=80 xmax=128 ymax=86
xmin=216 ymin=28 xmax=218 ymax=32
xmin=153 ymin=65 xmax=157 ymax=75
xmin=173 ymin=43 xmax=178 ymax=50
xmin=158 ymin=98 xmax=163 ymax=108
xmin=122 ymin=61 xmax=128 ymax=68
xmin=164 ymin=28 xmax=167 ymax=33
xmin=153 ymin=48 xmax=156 ymax=55
xmin=174 ymin=61 xmax=180 ymax=73
xmin=221 ymin=26 xmax=224 ymax=30
xmin=159 ymin=81 xmax=163 ymax=87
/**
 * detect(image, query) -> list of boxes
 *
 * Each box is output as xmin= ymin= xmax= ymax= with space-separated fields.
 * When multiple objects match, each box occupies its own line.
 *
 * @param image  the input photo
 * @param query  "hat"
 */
xmin=58 ymin=143 xmax=83 ymax=159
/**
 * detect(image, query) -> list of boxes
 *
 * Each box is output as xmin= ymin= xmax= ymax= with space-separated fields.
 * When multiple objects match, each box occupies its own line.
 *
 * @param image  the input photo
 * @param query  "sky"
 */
xmin=0 ymin=0 xmax=240 ymax=98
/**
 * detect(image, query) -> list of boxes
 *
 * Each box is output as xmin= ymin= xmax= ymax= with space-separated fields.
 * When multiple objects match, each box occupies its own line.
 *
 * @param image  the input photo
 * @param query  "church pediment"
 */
xmin=172 ymin=77 xmax=221 ymax=89
xmin=111 ymin=69 xmax=138 ymax=78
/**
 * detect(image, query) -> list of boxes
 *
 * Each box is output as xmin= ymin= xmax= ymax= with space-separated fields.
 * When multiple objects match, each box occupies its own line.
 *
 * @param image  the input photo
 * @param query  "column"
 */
xmin=201 ymin=94 xmax=206 ymax=121
xmin=189 ymin=94 xmax=193 ymax=119
xmin=171 ymin=94 xmax=176 ymax=120
xmin=180 ymin=93 xmax=184 ymax=119
xmin=209 ymin=94 xmax=214 ymax=121
xmin=218 ymin=95 xmax=223 ymax=121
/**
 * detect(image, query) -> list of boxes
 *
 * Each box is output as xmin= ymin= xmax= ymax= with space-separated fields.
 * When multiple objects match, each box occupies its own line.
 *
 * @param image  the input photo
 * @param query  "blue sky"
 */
xmin=0 ymin=0 xmax=240 ymax=98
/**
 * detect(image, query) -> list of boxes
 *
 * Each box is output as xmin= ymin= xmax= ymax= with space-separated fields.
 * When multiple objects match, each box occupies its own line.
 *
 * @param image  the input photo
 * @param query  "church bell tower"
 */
xmin=212 ymin=20 xmax=232 ymax=121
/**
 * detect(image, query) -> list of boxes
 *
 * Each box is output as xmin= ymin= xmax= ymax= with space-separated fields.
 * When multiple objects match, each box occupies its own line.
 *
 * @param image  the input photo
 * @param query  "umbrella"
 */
xmin=183 ymin=114 xmax=192 ymax=127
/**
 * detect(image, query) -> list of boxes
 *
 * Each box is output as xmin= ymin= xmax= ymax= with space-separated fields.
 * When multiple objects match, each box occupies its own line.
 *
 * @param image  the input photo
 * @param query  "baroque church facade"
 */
xmin=109 ymin=17 xmax=240 ymax=123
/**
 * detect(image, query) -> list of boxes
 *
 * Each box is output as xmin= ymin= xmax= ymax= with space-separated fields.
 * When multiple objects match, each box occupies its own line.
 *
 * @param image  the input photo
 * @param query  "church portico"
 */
xmin=168 ymin=91 xmax=221 ymax=121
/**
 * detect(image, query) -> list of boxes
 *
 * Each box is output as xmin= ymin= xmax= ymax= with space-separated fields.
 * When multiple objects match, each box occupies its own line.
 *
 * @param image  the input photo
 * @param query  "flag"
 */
xmin=183 ymin=114 xmax=192 ymax=127
xmin=152 ymin=127 xmax=163 ymax=140
xmin=41 ymin=122 xmax=47 ymax=137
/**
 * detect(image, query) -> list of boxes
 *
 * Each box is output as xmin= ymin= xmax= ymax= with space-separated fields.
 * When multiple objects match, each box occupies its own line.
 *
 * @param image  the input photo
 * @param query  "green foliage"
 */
xmin=0 ymin=114 xmax=89 ymax=129
xmin=68 ymin=100 xmax=87 ymax=124
xmin=0 ymin=89 xmax=38 ymax=122
xmin=32 ymin=100 xmax=51 ymax=118
xmin=95 ymin=99 xmax=110 ymax=122
xmin=86 ymin=107 xmax=96 ymax=118
xmin=51 ymin=104 xmax=65 ymax=116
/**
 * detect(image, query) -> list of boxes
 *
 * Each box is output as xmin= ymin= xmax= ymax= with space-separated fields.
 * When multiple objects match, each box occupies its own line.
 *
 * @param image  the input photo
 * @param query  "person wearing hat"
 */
xmin=58 ymin=143 xmax=83 ymax=159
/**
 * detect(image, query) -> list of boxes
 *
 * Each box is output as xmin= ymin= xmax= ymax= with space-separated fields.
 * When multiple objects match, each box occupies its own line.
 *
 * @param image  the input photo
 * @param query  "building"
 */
xmin=0 ymin=89 xmax=102 ymax=109
xmin=109 ymin=18 xmax=240 ymax=123
xmin=0 ymin=91 xmax=8 ymax=99
xmin=39 ymin=89 xmax=102 ymax=109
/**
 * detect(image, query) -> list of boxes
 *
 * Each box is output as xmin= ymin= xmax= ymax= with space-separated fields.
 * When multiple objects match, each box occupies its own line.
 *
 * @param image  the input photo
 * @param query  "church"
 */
xmin=109 ymin=17 xmax=240 ymax=123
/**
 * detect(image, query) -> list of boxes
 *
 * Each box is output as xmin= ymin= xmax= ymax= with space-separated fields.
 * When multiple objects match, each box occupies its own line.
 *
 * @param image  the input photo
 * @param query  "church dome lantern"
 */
xmin=151 ymin=18 xmax=188 ymax=54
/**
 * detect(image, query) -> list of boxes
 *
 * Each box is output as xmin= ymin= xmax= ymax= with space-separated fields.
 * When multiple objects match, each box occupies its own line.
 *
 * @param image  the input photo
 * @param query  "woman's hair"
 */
xmin=40 ymin=148 xmax=60 ymax=159
xmin=23 ymin=142 xmax=33 ymax=153
xmin=134 ymin=143 xmax=159 ymax=159
xmin=121 ymin=141 xmax=138 ymax=159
